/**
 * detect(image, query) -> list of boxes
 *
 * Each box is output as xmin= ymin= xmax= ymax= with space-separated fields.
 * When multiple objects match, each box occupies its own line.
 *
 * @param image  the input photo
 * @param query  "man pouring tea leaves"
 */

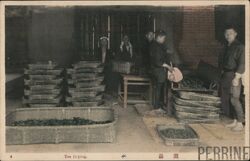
xmin=148 ymin=30 xmax=182 ymax=115
xmin=219 ymin=25 xmax=245 ymax=132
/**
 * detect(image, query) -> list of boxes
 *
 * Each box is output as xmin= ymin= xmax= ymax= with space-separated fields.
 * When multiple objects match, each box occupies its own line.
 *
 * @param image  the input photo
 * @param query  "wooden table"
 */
xmin=118 ymin=74 xmax=153 ymax=108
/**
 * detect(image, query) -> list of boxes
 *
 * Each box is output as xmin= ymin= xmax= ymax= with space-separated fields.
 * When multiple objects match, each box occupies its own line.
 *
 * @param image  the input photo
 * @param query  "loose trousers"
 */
xmin=220 ymin=72 xmax=244 ymax=122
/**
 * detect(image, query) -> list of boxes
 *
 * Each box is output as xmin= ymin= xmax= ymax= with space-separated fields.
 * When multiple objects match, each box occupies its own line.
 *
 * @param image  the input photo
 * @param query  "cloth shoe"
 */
xmin=225 ymin=119 xmax=237 ymax=128
xmin=231 ymin=122 xmax=244 ymax=132
xmin=145 ymin=108 xmax=167 ymax=116
xmin=154 ymin=108 xmax=167 ymax=114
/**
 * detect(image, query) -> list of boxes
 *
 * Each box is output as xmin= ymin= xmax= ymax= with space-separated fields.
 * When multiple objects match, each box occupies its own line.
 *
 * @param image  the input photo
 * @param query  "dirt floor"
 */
xmin=5 ymin=98 xmax=245 ymax=153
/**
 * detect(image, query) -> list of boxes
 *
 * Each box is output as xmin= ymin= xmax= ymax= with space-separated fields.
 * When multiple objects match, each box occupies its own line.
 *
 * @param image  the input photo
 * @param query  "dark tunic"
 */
xmin=96 ymin=48 xmax=113 ymax=64
xmin=150 ymin=41 xmax=170 ymax=83
xmin=219 ymin=40 xmax=245 ymax=118
xmin=141 ymin=40 xmax=152 ymax=70
xmin=219 ymin=39 xmax=245 ymax=74
xmin=96 ymin=48 xmax=114 ymax=92
xmin=120 ymin=44 xmax=133 ymax=62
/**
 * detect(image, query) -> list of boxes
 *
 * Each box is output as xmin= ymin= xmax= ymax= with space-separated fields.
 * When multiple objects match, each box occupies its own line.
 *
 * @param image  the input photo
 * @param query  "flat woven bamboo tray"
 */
xmin=70 ymin=73 xmax=102 ymax=79
xmin=157 ymin=124 xmax=199 ymax=146
xmin=173 ymin=103 xmax=220 ymax=113
xmin=73 ymin=61 xmax=102 ymax=69
xmin=175 ymin=111 xmax=219 ymax=120
xmin=76 ymin=67 xmax=104 ymax=73
xmin=24 ymin=79 xmax=63 ymax=86
xmin=173 ymin=95 xmax=221 ymax=107
xmin=175 ymin=117 xmax=220 ymax=124
xmin=25 ymin=89 xmax=61 ymax=95
xmin=178 ymin=118 xmax=220 ymax=124
xmin=29 ymin=75 xmax=58 ymax=80
xmin=28 ymin=63 xmax=57 ymax=70
xmin=24 ymin=69 xmax=63 ymax=75
xmin=68 ymin=85 xmax=105 ymax=93
xmin=68 ymin=91 xmax=98 ymax=97
xmin=66 ymin=95 xmax=103 ymax=102
xmin=67 ymin=67 xmax=104 ymax=74
xmin=176 ymin=117 xmax=220 ymax=124
xmin=29 ymin=84 xmax=60 ymax=90
xmin=23 ymin=96 xmax=62 ymax=104
xmin=75 ymin=80 xmax=103 ymax=88
xmin=177 ymin=91 xmax=221 ymax=102
xmin=67 ymin=76 xmax=104 ymax=84
xmin=6 ymin=107 xmax=117 ymax=144
xmin=27 ymin=93 xmax=60 ymax=100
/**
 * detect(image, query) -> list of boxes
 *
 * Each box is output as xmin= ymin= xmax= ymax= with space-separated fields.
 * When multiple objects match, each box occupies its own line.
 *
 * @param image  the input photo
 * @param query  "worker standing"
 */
xmin=119 ymin=35 xmax=133 ymax=62
xmin=97 ymin=36 xmax=115 ymax=96
xmin=219 ymin=25 xmax=245 ymax=132
xmin=149 ymin=30 xmax=172 ymax=115
xmin=141 ymin=31 xmax=154 ymax=74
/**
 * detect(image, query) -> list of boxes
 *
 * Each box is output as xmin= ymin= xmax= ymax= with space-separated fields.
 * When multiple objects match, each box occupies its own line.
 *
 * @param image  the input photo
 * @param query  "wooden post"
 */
xmin=124 ymin=79 xmax=128 ymax=108
xmin=149 ymin=81 xmax=153 ymax=105
xmin=108 ymin=15 xmax=110 ymax=49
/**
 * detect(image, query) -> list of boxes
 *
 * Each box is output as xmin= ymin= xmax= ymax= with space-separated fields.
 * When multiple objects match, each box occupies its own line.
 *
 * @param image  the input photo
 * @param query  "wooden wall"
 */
xmin=74 ymin=8 xmax=155 ymax=58
xmin=5 ymin=7 xmax=29 ymax=73
xmin=74 ymin=7 xmax=181 ymax=65
xmin=28 ymin=7 xmax=76 ymax=67
xmin=5 ymin=6 xmax=245 ymax=71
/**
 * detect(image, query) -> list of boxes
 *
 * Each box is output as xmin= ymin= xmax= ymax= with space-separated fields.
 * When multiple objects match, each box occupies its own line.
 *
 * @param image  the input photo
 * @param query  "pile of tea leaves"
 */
xmin=179 ymin=76 xmax=206 ymax=90
xmin=161 ymin=128 xmax=197 ymax=139
xmin=12 ymin=117 xmax=112 ymax=126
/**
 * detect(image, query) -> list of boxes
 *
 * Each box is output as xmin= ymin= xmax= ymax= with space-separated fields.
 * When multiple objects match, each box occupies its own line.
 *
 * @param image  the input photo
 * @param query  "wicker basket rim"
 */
xmin=6 ymin=107 xmax=118 ymax=129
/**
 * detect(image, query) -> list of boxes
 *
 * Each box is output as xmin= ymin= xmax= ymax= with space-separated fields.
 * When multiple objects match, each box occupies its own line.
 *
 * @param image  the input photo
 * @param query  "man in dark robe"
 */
xmin=97 ymin=36 xmax=115 ymax=95
xmin=149 ymin=30 xmax=172 ymax=114
xmin=141 ymin=31 xmax=154 ymax=73
xmin=219 ymin=25 xmax=245 ymax=132
xmin=119 ymin=35 xmax=133 ymax=62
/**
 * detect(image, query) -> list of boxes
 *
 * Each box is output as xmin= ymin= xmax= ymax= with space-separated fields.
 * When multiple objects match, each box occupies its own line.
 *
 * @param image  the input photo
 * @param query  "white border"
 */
xmin=0 ymin=1 xmax=249 ymax=160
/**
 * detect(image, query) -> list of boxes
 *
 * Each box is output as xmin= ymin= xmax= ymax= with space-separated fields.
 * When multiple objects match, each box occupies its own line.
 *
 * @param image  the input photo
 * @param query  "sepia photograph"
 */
xmin=0 ymin=0 xmax=249 ymax=160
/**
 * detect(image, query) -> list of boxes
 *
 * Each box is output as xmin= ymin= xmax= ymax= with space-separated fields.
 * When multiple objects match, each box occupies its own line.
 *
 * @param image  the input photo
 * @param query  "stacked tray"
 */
xmin=66 ymin=61 xmax=105 ymax=107
xmin=23 ymin=62 xmax=64 ymax=107
xmin=173 ymin=91 xmax=221 ymax=123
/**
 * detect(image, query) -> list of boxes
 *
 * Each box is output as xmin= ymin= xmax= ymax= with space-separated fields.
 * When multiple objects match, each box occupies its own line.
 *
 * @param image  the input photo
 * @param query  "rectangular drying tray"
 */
xmin=66 ymin=95 xmax=103 ymax=102
xmin=177 ymin=91 xmax=220 ymax=102
xmin=29 ymin=75 xmax=58 ymax=80
xmin=24 ymin=69 xmax=63 ymax=75
xmin=157 ymin=124 xmax=199 ymax=146
xmin=173 ymin=95 xmax=221 ymax=107
xmin=24 ymin=89 xmax=61 ymax=95
xmin=68 ymin=85 xmax=105 ymax=93
xmin=6 ymin=107 xmax=117 ymax=145
xmin=72 ymin=101 xmax=104 ymax=107
xmin=28 ymin=63 xmax=57 ymax=70
xmin=67 ymin=67 xmax=104 ymax=74
xmin=24 ymin=78 xmax=63 ymax=86
xmin=73 ymin=61 xmax=102 ymax=69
